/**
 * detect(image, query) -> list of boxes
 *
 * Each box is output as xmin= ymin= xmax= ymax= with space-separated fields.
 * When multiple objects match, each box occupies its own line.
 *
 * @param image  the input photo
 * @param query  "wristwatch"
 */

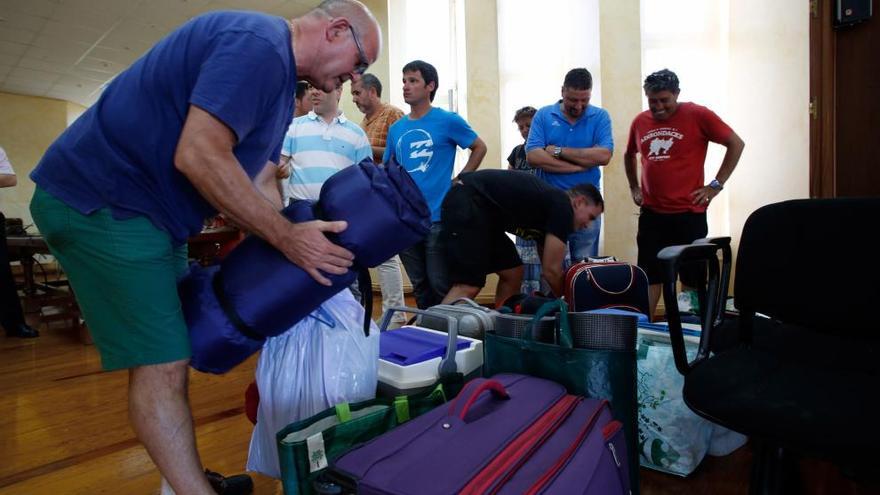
xmin=552 ymin=146 xmax=562 ymax=159
xmin=708 ymin=179 xmax=723 ymax=191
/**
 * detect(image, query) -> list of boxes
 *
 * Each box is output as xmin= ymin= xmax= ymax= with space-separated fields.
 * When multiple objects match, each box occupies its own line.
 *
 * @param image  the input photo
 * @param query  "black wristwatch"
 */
xmin=708 ymin=179 xmax=723 ymax=191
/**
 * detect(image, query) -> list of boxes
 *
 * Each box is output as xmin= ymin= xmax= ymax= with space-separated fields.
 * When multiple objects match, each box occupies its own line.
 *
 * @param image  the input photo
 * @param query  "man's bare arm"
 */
xmin=541 ymin=233 xmax=568 ymax=296
xmin=174 ymin=105 xmax=353 ymax=285
xmin=555 ymin=146 xmax=612 ymax=167
xmin=461 ymin=137 xmax=488 ymax=173
xmin=0 ymin=174 xmax=16 ymax=188
xmin=624 ymin=152 xmax=643 ymax=206
xmin=526 ymin=149 xmax=584 ymax=174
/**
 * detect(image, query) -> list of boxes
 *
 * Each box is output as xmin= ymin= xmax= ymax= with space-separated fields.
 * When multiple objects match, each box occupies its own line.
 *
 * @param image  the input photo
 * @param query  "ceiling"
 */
xmin=0 ymin=0 xmax=314 ymax=107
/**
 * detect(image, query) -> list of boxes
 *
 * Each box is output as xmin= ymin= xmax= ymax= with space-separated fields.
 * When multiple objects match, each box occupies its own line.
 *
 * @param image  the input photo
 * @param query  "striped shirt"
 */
xmin=281 ymin=111 xmax=371 ymax=201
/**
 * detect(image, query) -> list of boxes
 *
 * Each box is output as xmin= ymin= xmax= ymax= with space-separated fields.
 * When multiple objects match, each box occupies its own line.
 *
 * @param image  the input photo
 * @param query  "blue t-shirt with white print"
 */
xmin=383 ymin=107 xmax=478 ymax=222
xmin=30 ymin=11 xmax=297 ymax=243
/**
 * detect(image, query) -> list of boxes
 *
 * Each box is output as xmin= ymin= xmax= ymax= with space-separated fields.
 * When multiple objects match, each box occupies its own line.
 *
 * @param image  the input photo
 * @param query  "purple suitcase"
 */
xmin=329 ymin=373 xmax=631 ymax=495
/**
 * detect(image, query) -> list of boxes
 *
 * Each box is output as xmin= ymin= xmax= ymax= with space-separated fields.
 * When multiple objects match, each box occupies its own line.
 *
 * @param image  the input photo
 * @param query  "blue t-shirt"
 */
xmin=383 ymin=107 xmax=478 ymax=222
xmin=525 ymin=102 xmax=613 ymax=190
xmin=30 ymin=11 xmax=297 ymax=243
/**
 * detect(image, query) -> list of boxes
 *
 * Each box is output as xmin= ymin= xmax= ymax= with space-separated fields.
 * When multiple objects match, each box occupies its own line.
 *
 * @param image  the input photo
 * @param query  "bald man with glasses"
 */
xmin=28 ymin=1 xmax=381 ymax=493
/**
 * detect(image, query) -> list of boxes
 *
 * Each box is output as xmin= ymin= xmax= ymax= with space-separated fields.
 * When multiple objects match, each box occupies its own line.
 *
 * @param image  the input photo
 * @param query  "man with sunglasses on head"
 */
xmin=28 ymin=1 xmax=380 ymax=493
xmin=624 ymin=69 xmax=744 ymax=320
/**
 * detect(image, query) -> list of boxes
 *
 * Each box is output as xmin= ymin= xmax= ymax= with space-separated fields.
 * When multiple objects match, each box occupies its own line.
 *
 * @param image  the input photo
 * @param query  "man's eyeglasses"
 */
xmin=348 ymin=25 xmax=369 ymax=75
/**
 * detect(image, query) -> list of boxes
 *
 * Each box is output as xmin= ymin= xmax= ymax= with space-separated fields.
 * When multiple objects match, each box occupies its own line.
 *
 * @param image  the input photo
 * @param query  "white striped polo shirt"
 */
xmin=281 ymin=111 xmax=371 ymax=201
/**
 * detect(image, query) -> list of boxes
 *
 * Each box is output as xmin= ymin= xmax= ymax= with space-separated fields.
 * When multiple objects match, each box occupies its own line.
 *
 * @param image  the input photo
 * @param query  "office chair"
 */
xmin=657 ymin=197 xmax=880 ymax=494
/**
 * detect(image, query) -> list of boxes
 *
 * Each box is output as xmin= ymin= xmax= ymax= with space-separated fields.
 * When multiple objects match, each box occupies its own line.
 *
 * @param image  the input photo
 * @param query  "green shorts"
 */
xmin=30 ymin=187 xmax=191 ymax=370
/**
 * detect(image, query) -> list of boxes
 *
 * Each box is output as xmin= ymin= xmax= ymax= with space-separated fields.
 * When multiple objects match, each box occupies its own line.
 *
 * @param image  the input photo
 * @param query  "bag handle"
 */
xmin=380 ymin=306 xmax=461 ymax=376
xmin=447 ymin=378 xmax=509 ymax=422
xmin=449 ymin=298 xmax=484 ymax=310
xmin=334 ymin=403 xmax=352 ymax=423
xmin=527 ymin=299 xmax=574 ymax=348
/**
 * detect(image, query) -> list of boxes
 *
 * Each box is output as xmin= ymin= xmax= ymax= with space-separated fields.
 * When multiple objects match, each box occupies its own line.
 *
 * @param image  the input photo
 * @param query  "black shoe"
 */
xmin=6 ymin=323 xmax=39 ymax=338
xmin=205 ymin=469 xmax=253 ymax=495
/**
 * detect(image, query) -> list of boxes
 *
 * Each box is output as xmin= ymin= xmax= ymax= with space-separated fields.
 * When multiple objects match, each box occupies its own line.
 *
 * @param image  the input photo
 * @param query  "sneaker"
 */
xmin=205 ymin=469 xmax=254 ymax=495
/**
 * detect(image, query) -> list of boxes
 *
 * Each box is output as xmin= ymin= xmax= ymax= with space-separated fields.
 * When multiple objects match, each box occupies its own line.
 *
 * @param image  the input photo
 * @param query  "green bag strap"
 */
xmin=335 ymin=402 xmax=352 ymax=423
xmin=530 ymin=299 xmax=573 ymax=348
xmin=393 ymin=383 xmax=447 ymax=424
xmin=393 ymin=396 xmax=410 ymax=423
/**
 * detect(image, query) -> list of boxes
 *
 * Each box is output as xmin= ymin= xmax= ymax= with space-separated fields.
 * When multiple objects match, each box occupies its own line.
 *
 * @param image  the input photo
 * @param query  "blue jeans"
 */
xmin=399 ymin=223 xmax=449 ymax=309
xmin=568 ymin=215 xmax=602 ymax=262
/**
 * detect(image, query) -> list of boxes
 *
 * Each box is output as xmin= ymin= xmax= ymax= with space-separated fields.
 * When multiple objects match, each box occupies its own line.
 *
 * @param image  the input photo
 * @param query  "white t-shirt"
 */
xmin=0 ymin=146 xmax=15 ymax=175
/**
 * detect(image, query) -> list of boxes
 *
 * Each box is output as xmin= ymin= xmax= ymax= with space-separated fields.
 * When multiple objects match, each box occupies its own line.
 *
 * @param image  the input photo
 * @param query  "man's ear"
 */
xmin=326 ymin=17 xmax=349 ymax=41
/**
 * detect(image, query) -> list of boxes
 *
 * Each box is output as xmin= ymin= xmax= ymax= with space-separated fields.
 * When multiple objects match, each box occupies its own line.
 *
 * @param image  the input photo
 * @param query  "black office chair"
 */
xmin=657 ymin=197 xmax=880 ymax=494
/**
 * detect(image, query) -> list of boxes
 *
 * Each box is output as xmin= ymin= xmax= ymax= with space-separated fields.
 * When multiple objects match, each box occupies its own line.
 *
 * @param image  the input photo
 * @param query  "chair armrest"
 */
xmin=658 ymin=243 xmax=724 ymax=375
xmin=693 ymin=237 xmax=732 ymax=328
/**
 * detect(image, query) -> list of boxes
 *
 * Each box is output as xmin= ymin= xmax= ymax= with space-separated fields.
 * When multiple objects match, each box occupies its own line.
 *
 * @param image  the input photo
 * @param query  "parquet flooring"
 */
xmin=1 ymin=292 xmax=876 ymax=494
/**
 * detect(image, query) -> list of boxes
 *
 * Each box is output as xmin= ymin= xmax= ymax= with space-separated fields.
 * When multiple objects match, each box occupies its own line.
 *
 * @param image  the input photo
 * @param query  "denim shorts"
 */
xmin=30 ymin=187 xmax=190 ymax=370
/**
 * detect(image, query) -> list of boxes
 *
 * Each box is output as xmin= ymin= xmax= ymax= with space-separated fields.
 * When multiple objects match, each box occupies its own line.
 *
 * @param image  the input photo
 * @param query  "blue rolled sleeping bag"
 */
xmin=318 ymin=157 xmax=432 ymax=268
xmin=179 ymin=264 xmax=264 ymax=374
xmin=181 ymin=158 xmax=430 ymax=374
xmin=182 ymin=200 xmax=332 ymax=374
xmin=218 ymin=200 xmax=357 ymax=339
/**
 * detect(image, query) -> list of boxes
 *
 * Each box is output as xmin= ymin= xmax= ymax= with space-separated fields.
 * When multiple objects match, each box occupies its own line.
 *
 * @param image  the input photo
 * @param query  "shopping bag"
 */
xmin=637 ymin=327 xmax=746 ymax=476
xmin=246 ymin=290 xmax=380 ymax=478
xmin=276 ymin=384 xmax=448 ymax=495
xmin=483 ymin=299 xmax=640 ymax=493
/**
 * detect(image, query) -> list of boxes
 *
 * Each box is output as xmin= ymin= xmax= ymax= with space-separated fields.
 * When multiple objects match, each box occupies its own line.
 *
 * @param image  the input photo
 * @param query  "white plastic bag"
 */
xmin=246 ymin=290 xmax=380 ymax=478
xmin=637 ymin=331 xmax=746 ymax=476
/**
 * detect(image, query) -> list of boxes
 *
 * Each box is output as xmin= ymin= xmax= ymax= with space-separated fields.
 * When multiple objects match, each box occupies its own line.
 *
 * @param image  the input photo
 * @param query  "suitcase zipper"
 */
xmin=522 ymin=400 xmax=609 ymax=495
xmin=459 ymin=395 xmax=581 ymax=495
xmin=604 ymin=423 xmax=631 ymax=495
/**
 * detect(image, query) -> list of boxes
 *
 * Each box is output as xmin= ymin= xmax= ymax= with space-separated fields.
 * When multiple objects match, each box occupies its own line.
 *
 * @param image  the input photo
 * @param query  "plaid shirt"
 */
xmin=360 ymin=103 xmax=404 ymax=150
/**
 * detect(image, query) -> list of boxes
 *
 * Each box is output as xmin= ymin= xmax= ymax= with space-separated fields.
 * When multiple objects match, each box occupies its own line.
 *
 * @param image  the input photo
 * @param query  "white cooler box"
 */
xmin=376 ymin=307 xmax=483 ymax=397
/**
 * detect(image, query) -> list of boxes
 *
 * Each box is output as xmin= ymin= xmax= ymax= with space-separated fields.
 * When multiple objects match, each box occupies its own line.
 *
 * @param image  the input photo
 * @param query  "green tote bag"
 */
xmin=483 ymin=299 xmax=640 ymax=493
xmin=276 ymin=384 xmax=448 ymax=495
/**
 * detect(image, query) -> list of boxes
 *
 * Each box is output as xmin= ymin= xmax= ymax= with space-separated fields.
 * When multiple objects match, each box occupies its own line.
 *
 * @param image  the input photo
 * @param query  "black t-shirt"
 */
xmin=506 ymin=144 xmax=535 ymax=173
xmin=458 ymin=169 xmax=574 ymax=242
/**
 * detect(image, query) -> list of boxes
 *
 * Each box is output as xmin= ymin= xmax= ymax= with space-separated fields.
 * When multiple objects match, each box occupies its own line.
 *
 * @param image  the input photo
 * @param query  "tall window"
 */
xmin=497 ymin=0 xmax=601 ymax=170
xmin=387 ymin=0 xmax=468 ymax=171
xmin=640 ymin=0 xmax=731 ymax=233
xmin=387 ymin=0 xmax=467 ymax=116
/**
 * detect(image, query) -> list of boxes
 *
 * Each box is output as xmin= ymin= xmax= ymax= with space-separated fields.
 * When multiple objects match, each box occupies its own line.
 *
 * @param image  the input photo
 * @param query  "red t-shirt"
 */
xmin=626 ymin=102 xmax=732 ymax=213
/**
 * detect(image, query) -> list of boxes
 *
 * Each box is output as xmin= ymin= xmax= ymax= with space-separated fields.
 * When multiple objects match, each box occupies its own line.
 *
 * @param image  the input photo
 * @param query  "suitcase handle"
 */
xmin=448 ymin=297 xmax=484 ymax=310
xmin=448 ymin=378 xmax=509 ymax=421
xmin=380 ymin=306 xmax=461 ymax=376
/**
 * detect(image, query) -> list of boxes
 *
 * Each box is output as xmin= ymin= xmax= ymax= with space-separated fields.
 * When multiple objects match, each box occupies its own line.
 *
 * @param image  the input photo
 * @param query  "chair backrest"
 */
xmin=734 ymin=197 xmax=880 ymax=334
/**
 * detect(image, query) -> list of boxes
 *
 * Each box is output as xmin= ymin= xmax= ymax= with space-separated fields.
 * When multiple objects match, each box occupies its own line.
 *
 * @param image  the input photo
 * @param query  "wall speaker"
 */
xmin=835 ymin=0 xmax=873 ymax=28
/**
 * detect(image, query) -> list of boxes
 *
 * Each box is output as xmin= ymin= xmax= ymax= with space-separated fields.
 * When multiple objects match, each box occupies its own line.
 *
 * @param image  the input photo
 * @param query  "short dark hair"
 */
xmin=360 ymin=73 xmax=382 ymax=97
xmin=295 ymin=81 xmax=311 ymax=100
xmin=643 ymin=69 xmax=680 ymax=94
xmin=402 ymin=60 xmax=439 ymax=102
xmin=563 ymin=68 xmax=593 ymax=91
xmin=513 ymin=106 xmax=537 ymax=122
xmin=567 ymin=183 xmax=604 ymax=208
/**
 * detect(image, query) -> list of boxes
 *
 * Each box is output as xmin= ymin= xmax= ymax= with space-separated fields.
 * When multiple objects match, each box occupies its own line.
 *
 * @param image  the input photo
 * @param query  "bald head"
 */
xmin=313 ymin=0 xmax=382 ymax=49
xmin=294 ymin=0 xmax=382 ymax=92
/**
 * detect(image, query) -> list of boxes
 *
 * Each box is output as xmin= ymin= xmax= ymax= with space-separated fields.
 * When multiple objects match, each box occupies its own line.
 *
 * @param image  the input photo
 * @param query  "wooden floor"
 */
xmin=1 ymin=293 xmax=877 ymax=495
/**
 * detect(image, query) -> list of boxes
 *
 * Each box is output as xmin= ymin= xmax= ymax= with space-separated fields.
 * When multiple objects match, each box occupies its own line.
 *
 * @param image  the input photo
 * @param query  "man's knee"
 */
xmin=130 ymin=359 xmax=190 ymax=391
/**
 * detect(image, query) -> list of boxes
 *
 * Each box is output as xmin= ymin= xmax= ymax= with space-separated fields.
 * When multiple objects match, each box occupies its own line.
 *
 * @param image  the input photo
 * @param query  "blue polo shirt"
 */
xmin=383 ymin=107 xmax=478 ymax=222
xmin=525 ymin=101 xmax=613 ymax=190
xmin=30 ymin=11 xmax=297 ymax=243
